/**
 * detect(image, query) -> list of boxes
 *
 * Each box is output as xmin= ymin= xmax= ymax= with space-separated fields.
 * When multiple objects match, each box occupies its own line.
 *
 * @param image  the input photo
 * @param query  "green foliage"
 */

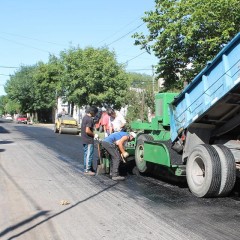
xmin=125 ymin=89 xmax=142 ymax=123
xmin=60 ymin=47 xmax=130 ymax=109
xmin=5 ymin=100 xmax=20 ymax=115
xmin=128 ymin=72 xmax=152 ymax=88
xmin=5 ymin=65 xmax=36 ymax=113
xmin=4 ymin=46 xmax=131 ymax=115
xmin=5 ymin=63 xmax=57 ymax=114
xmin=144 ymin=87 xmax=155 ymax=113
xmin=33 ymin=57 xmax=64 ymax=110
xmin=0 ymin=95 xmax=21 ymax=115
xmin=133 ymin=0 xmax=240 ymax=90
xmin=0 ymin=96 xmax=7 ymax=115
xmin=126 ymin=72 xmax=156 ymax=122
xmin=125 ymin=87 xmax=155 ymax=124
xmin=122 ymin=72 xmax=157 ymax=123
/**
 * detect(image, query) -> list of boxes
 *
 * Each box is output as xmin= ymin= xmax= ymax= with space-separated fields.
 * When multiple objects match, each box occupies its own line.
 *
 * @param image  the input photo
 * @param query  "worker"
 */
xmin=101 ymin=131 xmax=136 ymax=181
xmin=107 ymin=108 xmax=126 ymax=134
xmin=81 ymin=106 xmax=99 ymax=176
xmin=100 ymin=107 xmax=111 ymax=137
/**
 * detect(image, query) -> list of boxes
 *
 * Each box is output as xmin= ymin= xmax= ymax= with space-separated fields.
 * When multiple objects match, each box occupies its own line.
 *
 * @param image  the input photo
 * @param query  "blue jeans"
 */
xmin=83 ymin=143 xmax=94 ymax=172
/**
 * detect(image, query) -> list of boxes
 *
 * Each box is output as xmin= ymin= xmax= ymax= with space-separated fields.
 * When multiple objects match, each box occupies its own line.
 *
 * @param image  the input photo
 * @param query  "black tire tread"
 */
xmin=186 ymin=144 xmax=221 ymax=198
xmin=205 ymin=144 xmax=221 ymax=197
xmin=135 ymin=134 xmax=154 ymax=173
xmin=213 ymin=144 xmax=236 ymax=197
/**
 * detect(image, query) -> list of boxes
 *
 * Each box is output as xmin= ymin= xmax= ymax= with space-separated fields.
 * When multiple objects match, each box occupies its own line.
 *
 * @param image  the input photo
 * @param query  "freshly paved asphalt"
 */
xmin=0 ymin=120 xmax=240 ymax=240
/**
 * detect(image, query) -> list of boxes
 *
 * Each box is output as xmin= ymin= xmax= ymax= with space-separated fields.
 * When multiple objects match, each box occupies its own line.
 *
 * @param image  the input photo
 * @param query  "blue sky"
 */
xmin=0 ymin=0 xmax=157 ymax=96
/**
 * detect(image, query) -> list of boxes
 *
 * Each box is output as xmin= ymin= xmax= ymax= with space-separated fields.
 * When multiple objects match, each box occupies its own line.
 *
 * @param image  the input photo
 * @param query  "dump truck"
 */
xmin=129 ymin=32 xmax=240 ymax=198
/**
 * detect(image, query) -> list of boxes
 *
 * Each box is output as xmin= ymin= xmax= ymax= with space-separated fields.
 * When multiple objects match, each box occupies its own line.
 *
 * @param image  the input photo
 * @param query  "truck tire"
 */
xmin=212 ymin=145 xmax=236 ymax=197
xmin=135 ymin=134 xmax=154 ymax=173
xmin=186 ymin=144 xmax=221 ymax=198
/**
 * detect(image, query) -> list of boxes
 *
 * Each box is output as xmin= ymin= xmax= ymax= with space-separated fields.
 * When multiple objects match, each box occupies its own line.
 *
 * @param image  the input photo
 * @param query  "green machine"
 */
xmin=128 ymin=33 xmax=240 ymax=198
xmin=129 ymin=93 xmax=185 ymax=176
xmin=100 ymin=34 xmax=240 ymax=198
xmin=97 ymin=93 xmax=183 ymax=177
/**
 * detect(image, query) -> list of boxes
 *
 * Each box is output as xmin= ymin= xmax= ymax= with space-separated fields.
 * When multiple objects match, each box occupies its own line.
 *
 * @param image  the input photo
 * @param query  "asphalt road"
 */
xmin=0 ymin=120 xmax=240 ymax=240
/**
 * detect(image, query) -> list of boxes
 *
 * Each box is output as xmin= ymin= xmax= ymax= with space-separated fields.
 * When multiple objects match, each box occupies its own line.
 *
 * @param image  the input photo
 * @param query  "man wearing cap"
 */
xmin=101 ymin=131 xmax=136 ymax=181
xmin=81 ymin=106 xmax=98 ymax=176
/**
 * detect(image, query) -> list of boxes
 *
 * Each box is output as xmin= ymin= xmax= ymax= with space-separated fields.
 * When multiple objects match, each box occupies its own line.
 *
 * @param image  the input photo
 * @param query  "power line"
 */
xmin=0 ymin=31 xmax=66 ymax=47
xmin=125 ymin=51 xmax=147 ymax=64
xmin=97 ymin=14 xmax=156 ymax=69
xmin=97 ymin=15 xmax=142 ymax=45
xmin=0 ymin=36 xmax=51 ymax=53
xmin=0 ymin=22 xmax=156 ymax=75
xmin=106 ymin=23 xmax=144 ymax=47
xmin=103 ymin=21 xmax=154 ymax=66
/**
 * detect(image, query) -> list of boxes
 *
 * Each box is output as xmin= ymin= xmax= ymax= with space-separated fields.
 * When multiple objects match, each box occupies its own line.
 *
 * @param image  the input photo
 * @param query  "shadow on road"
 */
xmin=0 ymin=140 xmax=14 ymax=144
xmin=0 ymin=125 xmax=14 ymax=152
xmin=0 ymin=211 xmax=50 ymax=238
xmin=0 ymin=158 xmax=118 ymax=239
xmin=4 ymin=183 xmax=117 ymax=240
xmin=0 ymin=125 xmax=10 ymax=134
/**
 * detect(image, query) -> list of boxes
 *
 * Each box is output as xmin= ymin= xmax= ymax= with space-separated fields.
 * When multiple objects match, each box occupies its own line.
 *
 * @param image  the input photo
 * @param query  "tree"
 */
xmin=0 ymin=96 xmax=7 ymax=115
xmin=0 ymin=95 xmax=20 ymax=115
xmin=128 ymin=72 xmax=152 ymax=89
xmin=133 ymin=0 xmax=240 ymax=90
xmin=125 ymin=72 xmax=156 ymax=123
xmin=60 ymin=47 xmax=130 ymax=109
xmin=4 ymin=46 xmax=131 ymax=120
xmin=4 ymin=61 xmax=61 ymax=121
xmin=4 ymin=99 xmax=20 ymax=115
xmin=33 ymin=57 xmax=64 ymax=110
xmin=5 ymin=65 xmax=37 ymax=113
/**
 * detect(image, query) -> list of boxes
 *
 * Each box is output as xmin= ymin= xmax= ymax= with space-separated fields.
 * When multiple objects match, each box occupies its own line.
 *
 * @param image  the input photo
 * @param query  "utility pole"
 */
xmin=141 ymin=91 xmax=145 ymax=121
xmin=152 ymin=65 xmax=155 ymax=93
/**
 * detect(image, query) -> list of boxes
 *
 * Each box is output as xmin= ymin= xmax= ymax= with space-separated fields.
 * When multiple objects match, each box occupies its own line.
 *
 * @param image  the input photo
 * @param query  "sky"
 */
xmin=0 ymin=0 xmax=158 ymax=96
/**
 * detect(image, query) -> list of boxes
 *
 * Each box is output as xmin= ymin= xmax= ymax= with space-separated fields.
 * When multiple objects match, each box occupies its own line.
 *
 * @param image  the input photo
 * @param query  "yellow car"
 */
xmin=54 ymin=115 xmax=80 ymax=135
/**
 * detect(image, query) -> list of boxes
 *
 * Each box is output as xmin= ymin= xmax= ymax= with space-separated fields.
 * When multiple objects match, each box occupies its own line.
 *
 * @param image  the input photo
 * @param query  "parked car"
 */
xmin=54 ymin=114 xmax=80 ymax=135
xmin=5 ymin=114 xmax=13 ymax=121
xmin=16 ymin=115 xmax=28 ymax=124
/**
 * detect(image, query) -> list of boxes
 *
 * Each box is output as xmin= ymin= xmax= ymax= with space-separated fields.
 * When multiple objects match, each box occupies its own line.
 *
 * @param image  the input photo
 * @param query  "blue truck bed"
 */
xmin=170 ymin=33 xmax=240 ymax=142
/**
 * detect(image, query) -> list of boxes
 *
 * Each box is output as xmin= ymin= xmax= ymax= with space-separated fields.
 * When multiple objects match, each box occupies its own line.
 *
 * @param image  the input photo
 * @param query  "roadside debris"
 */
xmin=59 ymin=200 xmax=70 ymax=205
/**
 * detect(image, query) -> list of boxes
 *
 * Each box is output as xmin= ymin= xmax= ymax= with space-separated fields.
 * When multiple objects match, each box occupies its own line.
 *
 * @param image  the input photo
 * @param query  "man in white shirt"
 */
xmin=107 ymin=108 xmax=126 ymax=134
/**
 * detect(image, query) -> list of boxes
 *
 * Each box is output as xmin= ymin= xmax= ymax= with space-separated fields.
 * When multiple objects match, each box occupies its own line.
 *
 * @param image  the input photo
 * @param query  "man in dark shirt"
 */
xmin=81 ymin=106 xmax=98 ymax=175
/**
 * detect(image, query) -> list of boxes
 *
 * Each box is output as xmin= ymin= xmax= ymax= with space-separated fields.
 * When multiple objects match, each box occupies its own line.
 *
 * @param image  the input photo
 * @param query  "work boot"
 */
xmin=112 ymin=176 xmax=125 ymax=181
xmin=84 ymin=171 xmax=95 ymax=176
